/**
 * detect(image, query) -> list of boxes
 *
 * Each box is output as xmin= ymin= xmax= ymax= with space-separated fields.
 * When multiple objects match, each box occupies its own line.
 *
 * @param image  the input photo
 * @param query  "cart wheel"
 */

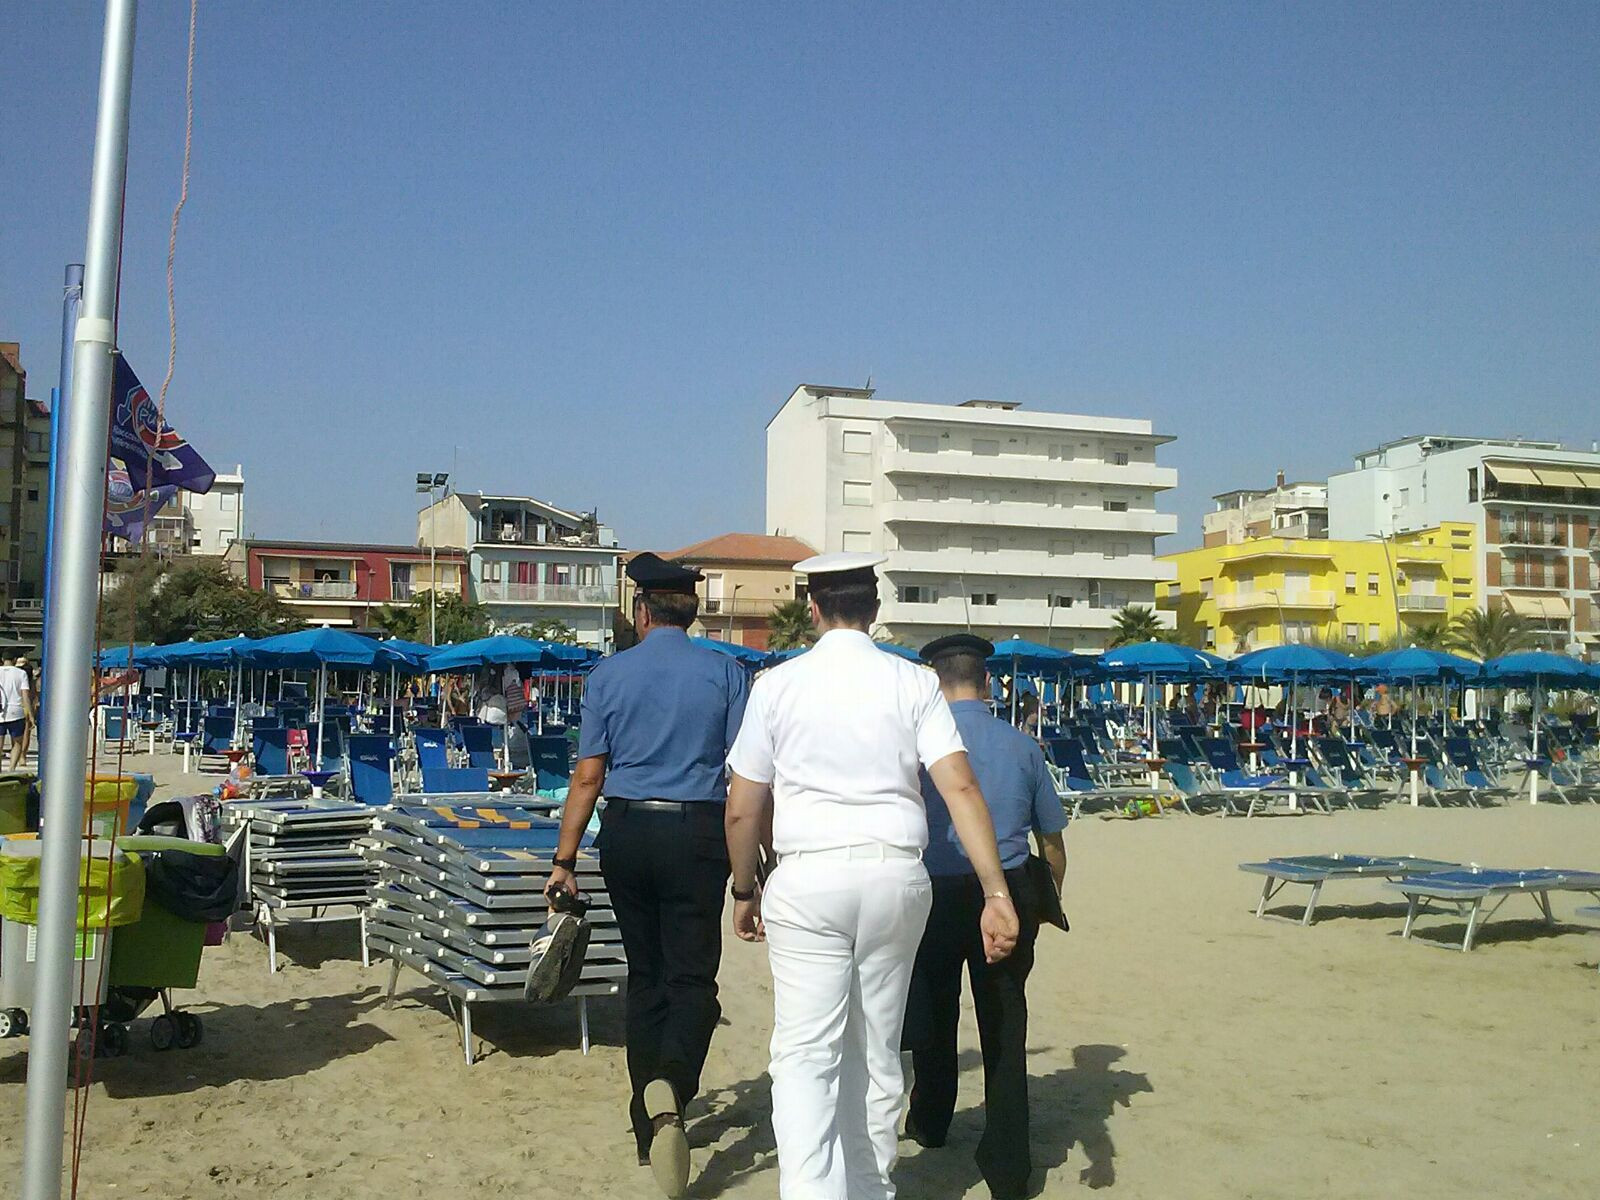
xmin=174 ymin=1012 xmax=203 ymax=1049
xmin=0 ymin=1009 xmax=16 ymax=1039
xmin=149 ymin=1014 xmax=177 ymax=1051
xmin=102 ymin=1023 xmax=130 ymax=1057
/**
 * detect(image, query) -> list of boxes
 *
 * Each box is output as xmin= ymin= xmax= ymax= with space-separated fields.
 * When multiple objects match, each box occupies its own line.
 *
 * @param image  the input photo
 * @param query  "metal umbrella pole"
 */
xmin=316 ymin=662 xmax=328 ymax=771
xmin=21 ymin=4 xmax=137 ymax=1197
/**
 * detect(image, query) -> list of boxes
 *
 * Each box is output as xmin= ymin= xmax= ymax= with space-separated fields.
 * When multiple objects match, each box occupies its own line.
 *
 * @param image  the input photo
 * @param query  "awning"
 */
xmin=1577 ymin=469 xmax=1600 ymax=489
xmin=1486 ymin=462 xmax=1541 ymax=486
xmin=1503 ymin=593 xmax=1572 ymax=620
xmin=1532 ymin=467 xmax=1586 ymax=488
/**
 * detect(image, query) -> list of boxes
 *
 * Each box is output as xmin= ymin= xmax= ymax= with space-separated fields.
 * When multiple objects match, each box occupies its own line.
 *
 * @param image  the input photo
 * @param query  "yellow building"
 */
xmin=1158 ymin=522 xmax=1478 ymax=654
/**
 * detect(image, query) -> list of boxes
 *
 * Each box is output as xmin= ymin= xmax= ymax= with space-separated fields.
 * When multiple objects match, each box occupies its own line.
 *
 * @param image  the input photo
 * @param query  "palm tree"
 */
xmin=1109 ymin=604 xmax=1164 ymax=647
xmin=768 ymin=598 xmax=816 ymax=651
xmin=1445 ymin=606 xmax=1536 ymax=661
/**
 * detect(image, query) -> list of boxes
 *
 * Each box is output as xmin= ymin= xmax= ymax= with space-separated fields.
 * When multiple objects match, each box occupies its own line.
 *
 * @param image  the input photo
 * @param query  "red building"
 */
xmin=224 ymin=539 xmax=468 ymax=630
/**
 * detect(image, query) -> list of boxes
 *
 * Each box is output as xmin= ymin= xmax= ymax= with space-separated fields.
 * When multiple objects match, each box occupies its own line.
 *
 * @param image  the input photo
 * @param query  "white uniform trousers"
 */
xmin=762 ymin=853 xmax=933 ymax=1200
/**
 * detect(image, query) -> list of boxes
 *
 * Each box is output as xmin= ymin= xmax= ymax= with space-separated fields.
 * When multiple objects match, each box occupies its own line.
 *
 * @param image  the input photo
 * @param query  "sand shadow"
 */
xmin=1391 ymin=917 xmax=1593 ymax=951
xmin=427 ymin=988 xmax=627 ymax=1062
xmin=253 ymin=918 xmax=368 ymax=972
xmin=1261 ymin=899 xmax=1416 ymax=925
xmin=0 ymin=988 xmax=395 ymax=1097
xmin=894 ymin=1043 xmax=1152 ymax=1196
xmin=687 ymin=1073 xmax=778 ymax=1196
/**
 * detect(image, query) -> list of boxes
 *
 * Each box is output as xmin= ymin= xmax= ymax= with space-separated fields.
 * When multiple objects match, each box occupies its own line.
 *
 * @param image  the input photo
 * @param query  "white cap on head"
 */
xmin=793 ymin=551 xmax=887 ymax=576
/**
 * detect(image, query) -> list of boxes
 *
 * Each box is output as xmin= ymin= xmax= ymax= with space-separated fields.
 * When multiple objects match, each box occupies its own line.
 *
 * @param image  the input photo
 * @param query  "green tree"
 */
xmin=522 ymin=618 xmax=578 ymax=644
xmin=1108 ymin=604 xmax=1166 ymax=647
xmin=98 ymin=556 xmax=302 ymax=646
xmin=372 ymin=589 xmax=491 ymax=646
xmin=1372 ymin=621 xmax=1451 ymax=652
xmin=1446 ymin=606 xmax=1537 ymax=661
xmin=768 ymin=598 xmax=816 ymax=651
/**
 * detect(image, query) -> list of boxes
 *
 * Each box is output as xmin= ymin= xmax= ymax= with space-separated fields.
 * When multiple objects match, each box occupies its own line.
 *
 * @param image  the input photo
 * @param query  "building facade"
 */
xmin=765 ymin=383 xmax=1177 ymax=651
xmin=225 ymin=539 xmax=468 ymax=630
xmin=0 ymin=344 xmax=51 ymax=608
xmin=1203 ymin=474 xmax=1328 ymax=546
xmin=418 ymin=492 xmax=621 ymax=650
xmin=1160 ymin=523 xmax=1478 ymax=655
xmin=147 ymin=465 xmax=245 ymax=558
xmin=619 ymin=533 xmax=814 ymax=650
xmin=1327 ymin=435 xmax=1600 ymax=656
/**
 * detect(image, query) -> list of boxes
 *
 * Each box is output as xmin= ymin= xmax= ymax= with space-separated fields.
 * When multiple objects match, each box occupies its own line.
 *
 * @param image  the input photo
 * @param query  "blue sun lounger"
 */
xmin=1387 ymin=868 xmax=1600 ymax=951
xmin=1239 ymin=854 xmax=1458 ymax=925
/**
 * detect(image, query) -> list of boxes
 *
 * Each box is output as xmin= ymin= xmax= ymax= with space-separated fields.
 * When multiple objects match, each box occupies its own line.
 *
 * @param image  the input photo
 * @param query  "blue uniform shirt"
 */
xmin=920 ymin=699 xmax=1066 ymax=877
xmin=578 ymin=627 xmax=750 ymax=802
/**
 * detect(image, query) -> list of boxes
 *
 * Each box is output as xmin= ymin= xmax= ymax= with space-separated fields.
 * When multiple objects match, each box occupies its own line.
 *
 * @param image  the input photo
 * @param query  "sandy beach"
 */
xmin=3 ymin=753 xmax=1598 ymax=1199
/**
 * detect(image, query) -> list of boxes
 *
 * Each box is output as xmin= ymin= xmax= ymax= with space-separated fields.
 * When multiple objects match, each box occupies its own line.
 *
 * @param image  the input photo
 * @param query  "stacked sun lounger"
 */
xmin=1386 ymin=867 xmax=1600 ymax=952
xmin=360 ymin=796 xmax=625 ymax=1064
xmin=221 ymin=798 xmax=376 ymax=972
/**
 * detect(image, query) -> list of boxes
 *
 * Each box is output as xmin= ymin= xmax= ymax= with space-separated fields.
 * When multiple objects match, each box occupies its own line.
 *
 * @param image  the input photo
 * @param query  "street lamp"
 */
xmin=416 ymin=471 xmax=450 ymax=644
xmin=1366 ymin=533 xmax=1402 ymax=645
xmin=728 ymin=583 xmax=741 ymax=644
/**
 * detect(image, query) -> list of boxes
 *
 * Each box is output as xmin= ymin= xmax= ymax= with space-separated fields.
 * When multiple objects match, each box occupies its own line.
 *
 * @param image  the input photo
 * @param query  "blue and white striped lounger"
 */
xmin=1239 ymin=854 xmax=1459 ymax=925
xmin=1386 ymin=868 xmax=1600 ymax=952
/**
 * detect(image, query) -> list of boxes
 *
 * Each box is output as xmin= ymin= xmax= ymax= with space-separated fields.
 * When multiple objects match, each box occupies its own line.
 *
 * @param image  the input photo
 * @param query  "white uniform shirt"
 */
xmin=727 ymin=628 xmax=965 ymax=854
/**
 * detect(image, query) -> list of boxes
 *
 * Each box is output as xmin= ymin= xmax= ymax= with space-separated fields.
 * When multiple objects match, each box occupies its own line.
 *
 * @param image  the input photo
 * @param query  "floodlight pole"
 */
xmin=21 ymin=4 xmax=138 ymax=1199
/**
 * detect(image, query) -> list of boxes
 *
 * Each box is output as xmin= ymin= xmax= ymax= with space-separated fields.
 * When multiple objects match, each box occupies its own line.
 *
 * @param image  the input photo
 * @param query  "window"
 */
xmin=972 ymin=536 xmax=999 ymax=554
xmin=23 ymin=533 xmax=38 ymax=551
xmin=973 ymin=486 xmax=1004 ymax=504
xmin=1200 ymin=577 xmax=1213 ymax=597
xmin=841 ymin=530 xmax=872 ymax=552
xmin=970 ymin=592 xmax=998 ymax=607
xmin=1111 ymin=450 xmax=1130 ymax=467
xmin=1051 ymin=594 xmax=1075 ymax=608
xmin=1086 ymin=581 xmax=1103 ymax=609
xmin=26 ymin=489 xmax=38 ymax=502
xmin=1367 ymin=573 xmax=1380 ymax=596
xmin=481 ymin=560 xmax=504 ymax=583
xmin=1048 ymin=442 xmax=1071 ymax=461
xmin=1344 ymin=572 xmax=1357 ymax=594
xmin=907 ymin=434 xmax=939 ymax=454
xmin=842 ymin=481 xmax=871 ymax=506
xmin=1049 ymin=539 xmax=1074 ymax=556
xmin=704 ymin=628 xmax=725 ymax=640
xmin=1467 ymin=468 xmax=1479 ymax=503
xmin=843 ymin=430 xmax=872 ymax=455
xmin=220 ymin=492 xmax=238 ymax=511
xmin=972 ymin=439 xmax=1000 ymax=457
xmin=577 ymin=564 xmax=600 ymax=587
xmin=1104 ymin=542 xmax=1129 ymax=559
xmin=1203 ymin=627 xmax=1216 ymax=649
xmin=898 ymin=585 xmax=937 ymax=604
xmin=1103 ymin=499 xmax=1128 ymax=513
xmin=1398 ymin=488 xmax=1410 ymax=507
xmin=1343 ymin=623 xmax=1360 ymax=643
xmin=1362 ymin=623 xmax=1379 ymax=643
xmin=1236 ymin=572 xmax=1254 ymax=592
xmin=26 ymin=432 xmax=48 ymax=453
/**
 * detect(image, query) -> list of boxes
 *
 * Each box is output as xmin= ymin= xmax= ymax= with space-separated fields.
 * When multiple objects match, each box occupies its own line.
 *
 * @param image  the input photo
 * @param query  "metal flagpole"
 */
xmin=40 ymin=263 xmax=85 ymax=758
xmin=22 ymin=4 xmax=137 ymax=1197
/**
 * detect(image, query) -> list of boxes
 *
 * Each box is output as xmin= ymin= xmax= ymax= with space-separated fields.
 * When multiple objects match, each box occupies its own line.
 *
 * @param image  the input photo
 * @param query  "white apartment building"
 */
xmin=765 ymin=384 xmax=1178 ymax=651
xmin=1328 ymin=435 xmax=1600 ymax=656
xmin=148 ymin=464 xmax=245 ymax=557
xmin=1203 ymin=473 xmax=1328 ymax=546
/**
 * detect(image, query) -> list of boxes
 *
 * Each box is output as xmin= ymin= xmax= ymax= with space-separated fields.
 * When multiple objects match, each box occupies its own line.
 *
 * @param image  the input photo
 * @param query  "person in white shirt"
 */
xmin=725 ymin=553 xmax=1019 ymax=1200
xmin=471 ymin=669 xmax=508 ymax=726
xmin=0 ymin=658 xmax=34 ymax=770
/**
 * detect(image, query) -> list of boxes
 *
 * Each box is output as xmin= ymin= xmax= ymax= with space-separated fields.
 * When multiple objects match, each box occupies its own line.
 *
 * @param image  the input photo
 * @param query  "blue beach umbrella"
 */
xmin=689 ymin=637 xmax=772 ymax=668
xmin=1097 ymin=641 xmax=1224 ymax=746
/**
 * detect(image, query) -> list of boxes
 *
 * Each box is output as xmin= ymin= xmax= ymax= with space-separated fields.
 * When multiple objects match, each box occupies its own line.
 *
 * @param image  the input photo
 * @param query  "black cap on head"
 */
xmin=627 ymin=552 xmax=703 ymax=596
xmin=920 ymin=633 xmax=995 ymax=664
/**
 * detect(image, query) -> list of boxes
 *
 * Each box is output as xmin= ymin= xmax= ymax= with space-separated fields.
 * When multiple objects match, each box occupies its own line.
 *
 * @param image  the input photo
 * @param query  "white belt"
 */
xmin=779 ymin=844 xmax=922 ymax=863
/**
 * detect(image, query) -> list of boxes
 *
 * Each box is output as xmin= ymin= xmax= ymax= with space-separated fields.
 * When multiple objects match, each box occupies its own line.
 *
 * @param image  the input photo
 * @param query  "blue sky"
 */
xmin=3 ymin=2 xmax=1596 ymax=553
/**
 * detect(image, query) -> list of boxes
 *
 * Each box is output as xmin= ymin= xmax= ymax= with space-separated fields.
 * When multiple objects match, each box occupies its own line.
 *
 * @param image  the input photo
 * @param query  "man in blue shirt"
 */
xmin=545 ymin=553 xmax=749 ymax=1198
xmin=904 ymin=634 xmax=1068 ymax=1200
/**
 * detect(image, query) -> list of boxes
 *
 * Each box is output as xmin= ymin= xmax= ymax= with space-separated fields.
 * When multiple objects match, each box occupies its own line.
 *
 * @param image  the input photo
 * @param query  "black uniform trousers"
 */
xmin=903 ymin=865 xmax=1040 ymax=1200
xmin=597 ymin=800 xmax=730 ymax=1157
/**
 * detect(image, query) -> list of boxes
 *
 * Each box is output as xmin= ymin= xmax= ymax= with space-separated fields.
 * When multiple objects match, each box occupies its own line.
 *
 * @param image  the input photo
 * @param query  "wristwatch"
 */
xmin=731 ymin=883 xmax=757 ymax=902
xmin=551 ymin=855 xmax=577 ymax=872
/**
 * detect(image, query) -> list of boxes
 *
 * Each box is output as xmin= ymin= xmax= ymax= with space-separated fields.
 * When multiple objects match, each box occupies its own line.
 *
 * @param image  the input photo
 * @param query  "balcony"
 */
xmin=881 ymin=548 xmax=1174 ymax=583
xmin=882 ymin=449 xmax=1177 ymax=491
xmin=880 ymin=500 xmax=1177 ymax=536
xmin=702 ymin=596 xmax=783 ymax=616
xmin=476 ymin=582 xmax=618 ymax=606
xmin=876 ymin=595 xmax=1141 ymax=632
xmin=272 ymin=580 xmax=357 ymax=600
xmin=1397 ymin=594 xmax=1448 ymax=612
xmin=1214 ymin=590 xmax=1335 ymax=613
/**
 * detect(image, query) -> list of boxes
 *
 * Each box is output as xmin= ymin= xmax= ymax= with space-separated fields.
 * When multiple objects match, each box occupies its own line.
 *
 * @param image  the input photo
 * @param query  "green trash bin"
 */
xmin=0 ymin=774 xmax=36 ymax=836
xmin=109 ymin=836 xmax=228 ymax=991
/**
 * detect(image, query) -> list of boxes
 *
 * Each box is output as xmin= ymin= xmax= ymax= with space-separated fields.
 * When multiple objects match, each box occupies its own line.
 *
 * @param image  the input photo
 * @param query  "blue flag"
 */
xmin=104 ymin=354 xmax=215 ymax=542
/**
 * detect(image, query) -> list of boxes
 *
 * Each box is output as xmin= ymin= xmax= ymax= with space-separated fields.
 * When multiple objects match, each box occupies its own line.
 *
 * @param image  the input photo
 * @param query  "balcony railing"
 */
xmin=271 ymin=580 xmax=357 ymax=600
xmin=477 ymin=582 xmax=618 ymax=605
xmin=1397 ymin=594 xmax=1448 ymax=612
xmin=702 ymin=596 xmax=784 ymax=616
xmin=1214 ymin=590 xmax=1336 ymax=612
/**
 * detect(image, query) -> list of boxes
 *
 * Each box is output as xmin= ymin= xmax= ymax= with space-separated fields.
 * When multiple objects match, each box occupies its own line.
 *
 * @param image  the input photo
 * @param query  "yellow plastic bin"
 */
xmin=83 ymin=776 xmax=138 ymax=839
xmin=0 ymin=774 xmax=36 ymax=836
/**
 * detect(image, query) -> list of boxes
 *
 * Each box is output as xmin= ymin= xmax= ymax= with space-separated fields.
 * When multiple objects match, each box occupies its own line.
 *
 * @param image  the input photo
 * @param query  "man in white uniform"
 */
xmin=725 ymin=553 xmax=1019 ymax=1200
